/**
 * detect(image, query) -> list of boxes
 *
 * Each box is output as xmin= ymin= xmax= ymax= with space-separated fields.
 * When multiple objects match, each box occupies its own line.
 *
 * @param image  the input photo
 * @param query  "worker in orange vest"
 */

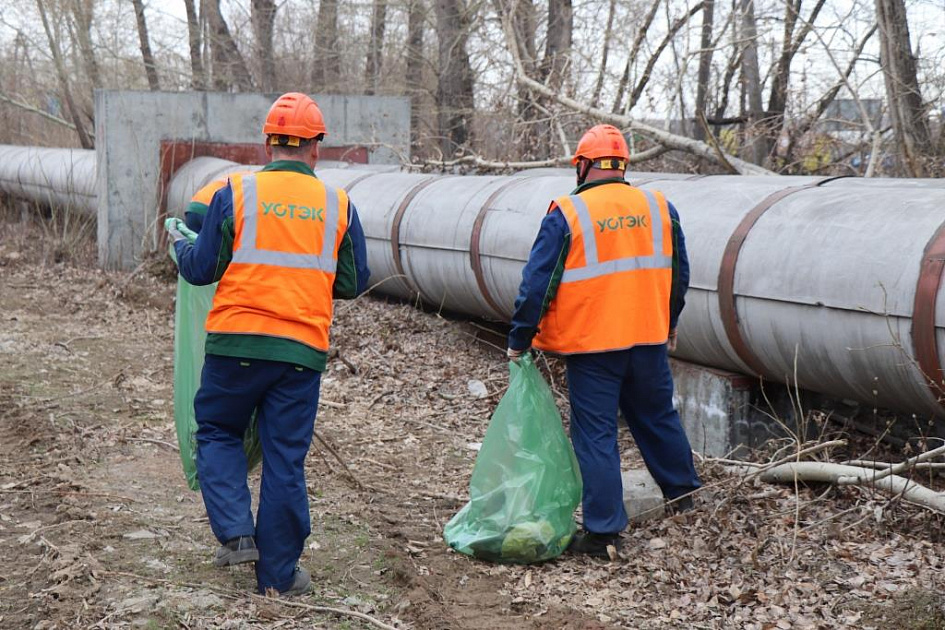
xmin=167 ymin=93 xmax=370 ymax=595
xmin=507 ymin=124 xmax=701 ymax=557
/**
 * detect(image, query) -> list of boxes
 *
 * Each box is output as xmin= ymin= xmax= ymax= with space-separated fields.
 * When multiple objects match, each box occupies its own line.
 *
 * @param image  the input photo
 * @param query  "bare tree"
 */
xmin=434 ymin=0 xmax=475 ymax=155
xmin=35 ymin=0 xmax=92 ymax=148
xmin=612 ymin=0 xmax=661 ymax=114
xmin=131 ymin=0 xmax=160 ymax=91
xmin=312 ymin=0 xmax=340 ymax=91
xmin=764 ymin=0 xmax=826 ymax=160
xmin=783 ymin=24 xmax=878 ymax=169
xmin=69 ymin=0 xmax=100 ymax=91
xmin=693 ymin=0 xmax=715 ymax=140
xmin=406 ymin=0 xmax=426 ymax=148
xmin=591 ymin=0 xmax=617 ymax=108
xmin=875 ymin=0 xmax=935 ymax=176
xmin=252 ymin=0 xmax=278 ymax=92
xmin=203 ymin=0 xmax=254 ymax=91
xmin=540 ymin=0 xmax=572 ymax=90
xmin=365 ymin=0 xmax=388 ymax=95
xmin=738 ymin=0 xmax=766 ymax=165
xmin=183 ymin=0 xmax=206 ymax=90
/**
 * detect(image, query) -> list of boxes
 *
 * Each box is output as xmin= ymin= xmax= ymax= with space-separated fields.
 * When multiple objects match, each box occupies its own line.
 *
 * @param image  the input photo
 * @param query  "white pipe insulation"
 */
xmin=167 ymin=158 xmax=945 ymax=420
xmin=5 ymin=143 xmax=945 ymax=420
xmin=0 ymin=145 xmax=96 ymax=215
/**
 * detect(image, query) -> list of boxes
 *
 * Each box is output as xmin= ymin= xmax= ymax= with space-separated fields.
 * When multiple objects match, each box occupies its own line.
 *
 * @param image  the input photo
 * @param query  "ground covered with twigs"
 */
xmin=1 ymin=210 xmax=945 ymax=629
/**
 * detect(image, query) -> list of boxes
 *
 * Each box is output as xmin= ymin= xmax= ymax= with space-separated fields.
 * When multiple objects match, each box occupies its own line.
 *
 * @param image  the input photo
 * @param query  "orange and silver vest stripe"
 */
xmin=205 ymin=171 xmax=347 ymax=352
xmin=533 ymin=185 xmax=674 ymax=355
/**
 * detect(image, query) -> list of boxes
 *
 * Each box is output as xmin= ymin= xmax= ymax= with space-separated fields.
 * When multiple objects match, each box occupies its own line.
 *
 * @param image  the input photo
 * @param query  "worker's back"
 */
xmin=533 ymin=182 xmax=673 ymax=354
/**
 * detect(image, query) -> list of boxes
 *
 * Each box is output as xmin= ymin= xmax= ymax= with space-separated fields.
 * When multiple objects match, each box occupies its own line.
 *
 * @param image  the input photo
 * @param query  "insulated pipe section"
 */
xmin=167 ymin=158 xmax=945 ymax=418
xmin=0 ymin=145 xmax=96 ymax=215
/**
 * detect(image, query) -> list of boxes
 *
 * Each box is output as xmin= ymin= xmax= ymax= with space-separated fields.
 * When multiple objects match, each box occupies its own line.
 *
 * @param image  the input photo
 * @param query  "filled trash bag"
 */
xmin=167 ymin=220 xmax=262 ymax=491
xmin=443 ymin=353 xmax=582 ymax=563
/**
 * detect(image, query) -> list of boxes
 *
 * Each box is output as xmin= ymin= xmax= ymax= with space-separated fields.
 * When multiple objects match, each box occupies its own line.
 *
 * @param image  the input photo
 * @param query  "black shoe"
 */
xmin=666 ymin=495 xmax=694 ymax=515
xmin=279 ymin=567 xmax=311 ymax=597
xmin=567 ymin=530 xmax=622 ymax=558
xmin=213 ymin=535 xmax=259 ymax=567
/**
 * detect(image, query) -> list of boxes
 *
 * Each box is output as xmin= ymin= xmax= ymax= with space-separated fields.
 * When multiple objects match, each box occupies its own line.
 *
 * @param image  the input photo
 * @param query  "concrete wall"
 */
xmin=94 ymin=91 xmax=410 ymax=269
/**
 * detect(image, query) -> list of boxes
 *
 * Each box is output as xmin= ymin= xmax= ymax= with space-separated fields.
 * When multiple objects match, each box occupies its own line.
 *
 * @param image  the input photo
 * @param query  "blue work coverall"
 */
xmin=508 ymin=177 xmax=701 ymax=535
xmin=174 ymin=160 xmax=370 ymax=592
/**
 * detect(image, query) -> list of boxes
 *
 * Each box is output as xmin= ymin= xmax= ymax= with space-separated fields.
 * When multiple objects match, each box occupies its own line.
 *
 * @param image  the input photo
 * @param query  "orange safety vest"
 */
xmin=191 ymin=178 xmax=228 ymax=206
xmin=205 ymin=171 xmax=349 ymax=352
xmin=532 ymin=184 xmax=674 ymax=355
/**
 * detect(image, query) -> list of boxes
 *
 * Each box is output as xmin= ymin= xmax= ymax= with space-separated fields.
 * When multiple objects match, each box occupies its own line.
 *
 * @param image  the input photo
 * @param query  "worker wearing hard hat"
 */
xmin=167 ymin=93 xmax=370 ymax=595
xmin=507 ymin=124 xmax=701 ymax=557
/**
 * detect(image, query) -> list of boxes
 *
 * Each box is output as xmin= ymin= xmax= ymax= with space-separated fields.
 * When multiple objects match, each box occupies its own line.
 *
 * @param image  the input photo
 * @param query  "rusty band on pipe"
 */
xmin=912 ymin=223 xmax=945 ymax=403
xmin=470 ymin=178 xmax=529 ymax=320
xmin=390 ymin=177 xmax=440 ymax=300
xmin=343 ymin=171 xmax=380 ymax=193
xmin=718 ymin=177 xmax=842 ymax=378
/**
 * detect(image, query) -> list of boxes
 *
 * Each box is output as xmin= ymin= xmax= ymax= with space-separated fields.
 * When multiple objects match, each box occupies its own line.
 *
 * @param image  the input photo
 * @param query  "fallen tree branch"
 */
xmin=837 ymin=443 xmax=945 ymax=485
xmin=0 ymin=91 xmax=95 ymax=138
xmin=499 ymin=13 xmax=774 ymax=176
xmin=759 ymin=462 xmax=945 ymax=515
xmin=417 ymin=144 xmax=668 ymax=172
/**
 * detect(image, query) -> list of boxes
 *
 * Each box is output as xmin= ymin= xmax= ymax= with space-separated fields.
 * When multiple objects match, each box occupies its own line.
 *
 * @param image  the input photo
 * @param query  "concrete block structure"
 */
xmin=94 ymin=90 xmax=409 ymax=269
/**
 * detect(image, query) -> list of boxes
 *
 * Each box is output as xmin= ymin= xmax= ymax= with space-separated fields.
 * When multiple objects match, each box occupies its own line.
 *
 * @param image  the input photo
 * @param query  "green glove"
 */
xmin=164 ymin=217 xmax=197 ymax=244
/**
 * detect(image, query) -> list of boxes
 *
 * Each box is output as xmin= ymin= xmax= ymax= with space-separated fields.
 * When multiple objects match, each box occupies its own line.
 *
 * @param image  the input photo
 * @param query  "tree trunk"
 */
xmin=433 ymin=0 xmax=475 ymax=156
xmin=766 ymin=0 xmax=826 ymax=160
xmin=503 ymin=0 xmax=541 ymax=156
xmin=612 ymin=0 xmax=661 ymax=114
xmin=591 ymin=0 xmax=617 ymax=108
xmin=406 ymin=0 xmax=426 ymax=150
xmin=738 ymin=0 xmax=766 ymax=165
xmin=251 ymin=0 xmax=277 ymax=92
xmin=203 ymin=0 xmax=254 ymax=91
xmin=35 ymin=0 xmax=92 ymax=148
xmin=693 ymin=0 xmax=715 ymax=141
xmin=875 ymin=0 xmax=934 ymax=176
xmin=540 ymin=0 xmax=572 ymax=89
xmin=131 ymin=0 xmax=160 ymax=91
xmin=312 ymin=0 xmax=340 ymax=91
xmin=784 ymin=24 xmax=877 ymax=169
xmin=69 ymin=0 xmax=100 ymax=90
xmin=365 ymin=0 xmax=388 ymax=95
xmin=628 ymin=2 xmax=703 ymax=112
xmin=183 ymin=0 xmax=206 ymax=89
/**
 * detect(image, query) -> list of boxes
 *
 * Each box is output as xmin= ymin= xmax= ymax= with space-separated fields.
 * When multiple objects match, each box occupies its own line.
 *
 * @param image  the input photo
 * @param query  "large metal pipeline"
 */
xmin=6 ymin=144 xmax=945 ymax=420
xmin=0 ymin=145 xmax=96 ymax=214
xmin=167 ymin=158 xmax=945 ymax=419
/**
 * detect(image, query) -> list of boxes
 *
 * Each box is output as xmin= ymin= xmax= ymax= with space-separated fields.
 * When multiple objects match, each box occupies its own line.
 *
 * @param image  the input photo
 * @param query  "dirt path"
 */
xmin=2 ymin=219 xmax=945 ymax=629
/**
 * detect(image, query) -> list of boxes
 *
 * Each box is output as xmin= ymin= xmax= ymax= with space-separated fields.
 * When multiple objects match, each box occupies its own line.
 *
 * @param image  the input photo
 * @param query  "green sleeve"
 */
xmin=332 ymin=230 xmax=358 ymax=299
xmin=539 ymin=235 xmax=570 ymax=318
xmin=212 ymin=216 xmax=234 ymax=283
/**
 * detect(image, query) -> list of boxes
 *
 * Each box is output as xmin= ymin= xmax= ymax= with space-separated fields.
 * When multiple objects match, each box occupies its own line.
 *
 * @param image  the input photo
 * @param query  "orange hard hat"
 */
xmin=571 ymin=124 xmax=630 ymax=165
xmin=262 ymin=92 xmax=327 ymax=140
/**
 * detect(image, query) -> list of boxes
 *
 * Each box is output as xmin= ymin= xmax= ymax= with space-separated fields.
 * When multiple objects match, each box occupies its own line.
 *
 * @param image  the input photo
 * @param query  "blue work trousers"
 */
xmin=565 ymin=344 xmax=701 ymax=534
xmin=194 ymin=354 xmax=320 ymax=593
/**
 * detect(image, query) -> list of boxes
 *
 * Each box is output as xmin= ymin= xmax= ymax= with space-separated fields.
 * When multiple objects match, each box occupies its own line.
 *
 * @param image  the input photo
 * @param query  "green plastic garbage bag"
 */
xmin=166 ymin=219 xmax=262 ymax=491
xmin=443 ymin=353 xmax=582 ymax=563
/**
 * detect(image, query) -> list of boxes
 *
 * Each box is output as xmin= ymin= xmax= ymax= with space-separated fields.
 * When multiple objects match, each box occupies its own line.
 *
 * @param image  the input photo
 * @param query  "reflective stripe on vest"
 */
xmin=231 ymin=174 xmax=340 ymax=272
xmin=560 ymin=190 xmax=672 ymax=283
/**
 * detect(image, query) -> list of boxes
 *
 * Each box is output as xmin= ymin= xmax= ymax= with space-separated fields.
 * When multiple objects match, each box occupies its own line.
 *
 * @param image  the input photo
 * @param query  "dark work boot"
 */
xmin=213 ymin=535 xmax=259 ymax=567
xmin=279 ymin=567 xmax=311 ymax=597
xmin=666 ymin=495 xmax=695 ymax=515
xmin=567 ymin=530 xmax=622 ymax=558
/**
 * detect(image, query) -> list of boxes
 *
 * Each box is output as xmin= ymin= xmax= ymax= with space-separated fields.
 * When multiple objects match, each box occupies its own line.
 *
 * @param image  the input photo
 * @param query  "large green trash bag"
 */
xmin=443 ymin=353 xmax=582 ymax=563
xmin=167 ymin=221 xmax=262 ymax=491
